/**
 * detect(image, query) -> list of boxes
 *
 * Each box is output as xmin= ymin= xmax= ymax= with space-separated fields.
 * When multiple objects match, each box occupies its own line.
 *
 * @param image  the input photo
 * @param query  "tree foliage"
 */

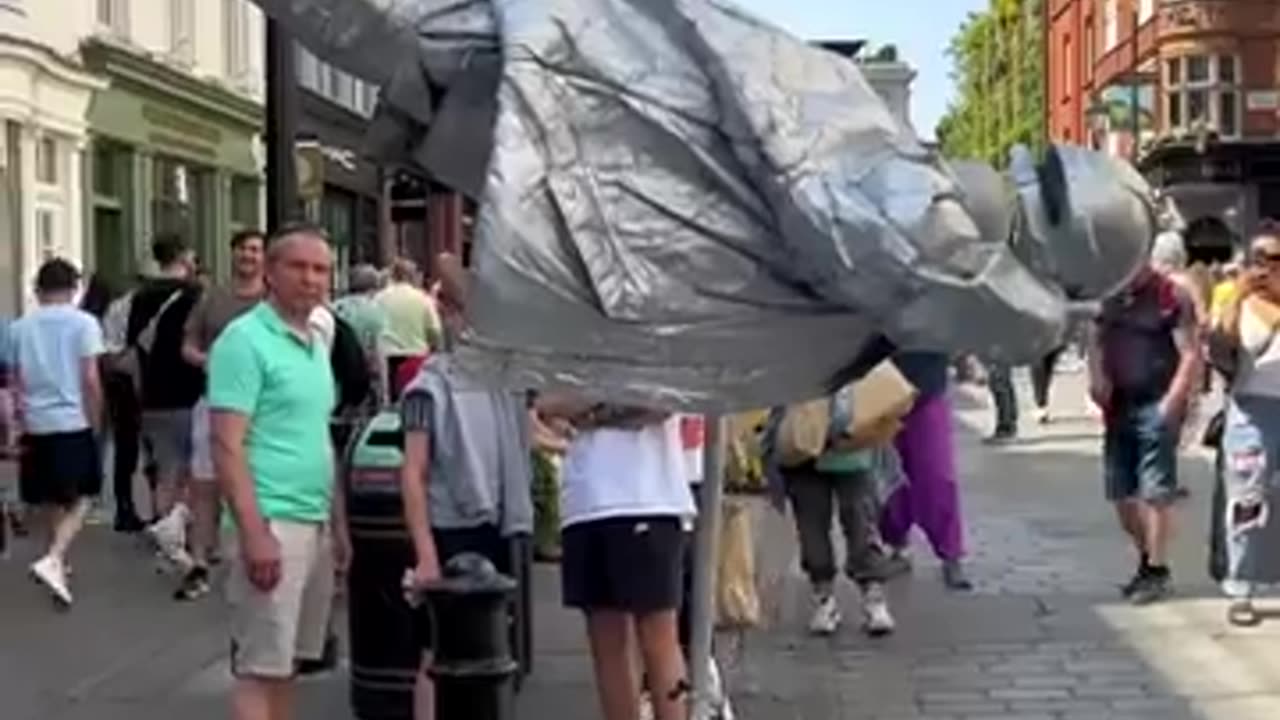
xmin=935 ymin=0 xmax=1045 ymax=167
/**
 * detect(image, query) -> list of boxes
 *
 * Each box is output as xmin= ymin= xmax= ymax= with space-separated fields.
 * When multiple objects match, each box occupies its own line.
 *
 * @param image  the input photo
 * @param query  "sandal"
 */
xmin=1228 ymin=600 xmax=1261 ymax=627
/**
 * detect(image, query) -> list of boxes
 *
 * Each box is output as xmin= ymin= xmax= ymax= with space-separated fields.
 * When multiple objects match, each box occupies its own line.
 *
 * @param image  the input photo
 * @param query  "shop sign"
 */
xmin=1247 ymin=91 xmax=1280 ymax=112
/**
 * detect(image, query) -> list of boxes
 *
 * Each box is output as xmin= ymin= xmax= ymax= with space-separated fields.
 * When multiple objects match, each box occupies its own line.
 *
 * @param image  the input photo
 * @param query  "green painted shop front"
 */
xmin=82 ymin=39 xmax=262 ymax=288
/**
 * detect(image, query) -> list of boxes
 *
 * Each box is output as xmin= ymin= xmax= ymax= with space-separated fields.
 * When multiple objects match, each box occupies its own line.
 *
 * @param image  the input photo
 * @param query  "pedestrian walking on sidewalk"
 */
xmin=209 ymin=224 xmax=350 ymax=720
xmin=126 ymin=235 xmax=203 ymax=569
xmin=881 ymin=351 xmax=973 ymax=590
xmin=1090 ymin=254 xmax=1201 ymax=606
xmin=399 ymin=252 xmax=538 ymax=720
xmin=8 ymin=259 xmax=106 ymax=607
xmin=177 ymin=229 xmax=266 ymax=601
xmin=1207 ymin=226 xmax=1280 ymax=626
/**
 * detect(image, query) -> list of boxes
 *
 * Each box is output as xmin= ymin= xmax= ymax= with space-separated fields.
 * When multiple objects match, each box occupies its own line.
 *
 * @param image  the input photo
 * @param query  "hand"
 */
xmin=331 ymin=526 xmax=352 ymax=578
xmin=531 ymin=411 xmax=575 ymax=454
xmin=402 ymin=552 xmax=441 ymax=607
xmin=242 ymin=525 xmax=283 ymax=592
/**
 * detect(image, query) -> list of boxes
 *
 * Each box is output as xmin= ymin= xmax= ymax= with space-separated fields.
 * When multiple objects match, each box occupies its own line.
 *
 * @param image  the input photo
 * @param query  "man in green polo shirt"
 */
xmin=208 ymin=223 xmax=348 ymax=720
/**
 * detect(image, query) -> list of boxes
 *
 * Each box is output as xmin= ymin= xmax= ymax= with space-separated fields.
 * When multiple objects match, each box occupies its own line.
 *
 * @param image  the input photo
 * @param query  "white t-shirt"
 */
xmin=560 ymin=415 xmax=697 ymax=528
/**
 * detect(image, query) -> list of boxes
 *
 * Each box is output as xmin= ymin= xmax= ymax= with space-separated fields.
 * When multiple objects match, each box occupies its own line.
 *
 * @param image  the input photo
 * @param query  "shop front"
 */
xmin=298 ymin=89 xmax=384 ymax=281
xmin=81 ymin=38 xmax=262 ymax=288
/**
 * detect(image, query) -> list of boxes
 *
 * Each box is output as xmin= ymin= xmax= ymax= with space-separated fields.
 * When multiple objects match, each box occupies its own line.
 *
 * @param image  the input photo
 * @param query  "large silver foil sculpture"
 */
xmin=252 ymin=0 xmax=1157 ymax=411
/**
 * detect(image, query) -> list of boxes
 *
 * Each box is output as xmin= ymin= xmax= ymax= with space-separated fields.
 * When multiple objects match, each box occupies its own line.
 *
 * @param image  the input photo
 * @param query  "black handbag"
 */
xmin=1201 ymin=409 xmax=1225 ymax=449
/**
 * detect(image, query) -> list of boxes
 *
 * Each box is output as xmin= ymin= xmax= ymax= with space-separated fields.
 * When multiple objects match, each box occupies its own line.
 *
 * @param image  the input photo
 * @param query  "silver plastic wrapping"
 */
xmin=252 ymin=0 xmax=1157 ymax=411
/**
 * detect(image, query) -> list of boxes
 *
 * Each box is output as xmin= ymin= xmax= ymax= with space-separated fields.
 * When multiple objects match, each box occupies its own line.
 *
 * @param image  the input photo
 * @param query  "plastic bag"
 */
xmin=716 ymin=498 xmax=761 ymax=629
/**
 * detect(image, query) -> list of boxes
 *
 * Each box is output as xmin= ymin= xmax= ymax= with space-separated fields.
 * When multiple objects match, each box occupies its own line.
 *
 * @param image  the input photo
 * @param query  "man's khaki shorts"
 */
xmin=225 ymin=520 xmax=335 ymax=679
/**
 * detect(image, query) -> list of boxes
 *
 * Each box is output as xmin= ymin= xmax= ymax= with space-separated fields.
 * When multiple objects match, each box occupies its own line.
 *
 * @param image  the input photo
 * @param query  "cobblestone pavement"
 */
xmin=726 ymin=369 xmax=1280 ymax=720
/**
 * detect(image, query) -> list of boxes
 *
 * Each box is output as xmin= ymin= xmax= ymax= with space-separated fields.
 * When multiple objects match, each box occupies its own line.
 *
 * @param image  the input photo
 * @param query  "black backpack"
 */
xmin=330 ymin=312 xmax=372 ymax=412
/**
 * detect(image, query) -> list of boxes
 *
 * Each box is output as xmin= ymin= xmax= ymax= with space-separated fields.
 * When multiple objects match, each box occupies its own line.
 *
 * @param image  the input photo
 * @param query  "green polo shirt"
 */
xmin=208 ymin=302 xmax=336 ymax=522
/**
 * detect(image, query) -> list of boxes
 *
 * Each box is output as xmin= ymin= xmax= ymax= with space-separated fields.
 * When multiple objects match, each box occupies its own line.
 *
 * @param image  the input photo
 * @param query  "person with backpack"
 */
xmin=126 ymin=235 xmax=203 ymax=570
xmin=1090 ymin=246 xmax=1202 ymax=605
xmin=177 ymin=229 xmax=266 ymax=601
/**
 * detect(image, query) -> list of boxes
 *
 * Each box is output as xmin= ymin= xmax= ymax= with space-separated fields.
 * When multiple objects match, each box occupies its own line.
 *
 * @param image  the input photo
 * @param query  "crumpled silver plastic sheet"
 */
xmin=252 ymin=0 xmax=1158 ymax=411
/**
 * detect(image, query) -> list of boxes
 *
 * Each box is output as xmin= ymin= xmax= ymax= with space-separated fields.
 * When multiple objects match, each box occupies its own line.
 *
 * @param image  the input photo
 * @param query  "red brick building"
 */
xmin=1047 ymin=0 xmax=1280 ymax=260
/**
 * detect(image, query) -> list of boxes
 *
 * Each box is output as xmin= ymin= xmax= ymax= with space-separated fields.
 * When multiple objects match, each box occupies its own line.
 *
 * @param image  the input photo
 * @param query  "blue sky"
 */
xmin=731 ymin=0 xmax=986 ymax=139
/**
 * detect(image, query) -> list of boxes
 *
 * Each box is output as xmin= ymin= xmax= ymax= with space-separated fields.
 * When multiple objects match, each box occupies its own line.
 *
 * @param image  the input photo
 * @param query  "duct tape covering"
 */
xmin=253 ymin=0 xmax=1156 ymax=411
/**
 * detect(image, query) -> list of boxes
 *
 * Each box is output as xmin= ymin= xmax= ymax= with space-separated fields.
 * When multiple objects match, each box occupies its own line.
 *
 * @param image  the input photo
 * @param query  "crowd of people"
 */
xmin=6 ymin=218 xmax=1280 ymax=720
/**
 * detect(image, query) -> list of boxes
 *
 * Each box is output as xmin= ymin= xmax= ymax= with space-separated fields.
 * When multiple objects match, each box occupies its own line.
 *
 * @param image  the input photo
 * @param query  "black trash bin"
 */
xmin=346 ymin=411 xmax=417 ymax=720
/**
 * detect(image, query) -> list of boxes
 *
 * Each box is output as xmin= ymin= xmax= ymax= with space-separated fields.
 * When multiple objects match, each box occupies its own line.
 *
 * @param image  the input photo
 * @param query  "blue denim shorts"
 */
xmin=1103 ymin=402 xmax=1178 ymax=504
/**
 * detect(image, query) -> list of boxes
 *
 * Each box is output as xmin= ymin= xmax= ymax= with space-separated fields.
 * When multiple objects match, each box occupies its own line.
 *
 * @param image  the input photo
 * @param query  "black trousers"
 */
xmin=105 ymin=371 xmax=142 ymax=520
xmin=1030 ymin=347 xmax=1064 ymax=410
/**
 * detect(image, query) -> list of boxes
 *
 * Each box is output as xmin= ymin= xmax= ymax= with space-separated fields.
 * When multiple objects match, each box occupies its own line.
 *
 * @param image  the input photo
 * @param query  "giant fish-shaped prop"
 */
xmin=252 ymin=0 xmax=1155 ymax=410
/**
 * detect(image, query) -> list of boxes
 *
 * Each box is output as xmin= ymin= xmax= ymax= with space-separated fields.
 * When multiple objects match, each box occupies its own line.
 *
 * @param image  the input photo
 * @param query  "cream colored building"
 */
xmin=1 ymin=0 xmax=267 ymax=313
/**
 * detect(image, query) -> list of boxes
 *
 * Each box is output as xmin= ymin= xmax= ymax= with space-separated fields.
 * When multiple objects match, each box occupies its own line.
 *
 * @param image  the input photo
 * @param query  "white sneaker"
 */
xmin=1036 ymin=407 xmax=1052 ymax=425
xmin=708 ymin=657 xmax=736 ymax=720
xmin=860 ymin=583 xmax=895 ymax=637
xmin=147 ymin=508 xmax=189 ymax=566
xmin=30 ymin=555 xmax=72 ymax=606
xmin=807 ymin=594 xmax=841 ymax=636
xmin=638 ymin=691 xmax=655 ymax=720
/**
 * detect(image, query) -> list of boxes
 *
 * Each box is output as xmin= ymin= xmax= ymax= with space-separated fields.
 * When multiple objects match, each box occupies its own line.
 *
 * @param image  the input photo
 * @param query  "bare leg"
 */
xmin=1114 ymin=500 xmax=1146 ymax=557
xmin=414 ymin=655 xmax=435 ymax=720
xmin=48 ymin=499 xmax=89 ymax=562
xmin=635 ymin=610 xmax=688 ymax=720
xmin=586 ymin=611 xmax=640 ymax=720
xmin=232 ymin=676 xmax=290 ymax=720
xmin=1143 ymin=502 xmax=1174 ymax=567
xmin=189 ymin=481 xmax=220 ymax=566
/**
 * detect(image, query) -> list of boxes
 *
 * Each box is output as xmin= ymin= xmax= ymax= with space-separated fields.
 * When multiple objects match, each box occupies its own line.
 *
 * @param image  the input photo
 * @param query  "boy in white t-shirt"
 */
xmin=540 ymin=401 xmax=695 ymax=720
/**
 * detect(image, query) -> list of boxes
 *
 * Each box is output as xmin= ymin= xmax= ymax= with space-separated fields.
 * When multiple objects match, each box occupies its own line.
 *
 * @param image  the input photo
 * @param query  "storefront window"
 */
xmin=35 ymin=137 xmax=57 ymax=186
xmin=322 ymin=188 xmax=355 ymax=276
xmin=152 ymin=155 xmax=212 ymax=263
xmin=230 ymin=176 xmax=260 ymax=228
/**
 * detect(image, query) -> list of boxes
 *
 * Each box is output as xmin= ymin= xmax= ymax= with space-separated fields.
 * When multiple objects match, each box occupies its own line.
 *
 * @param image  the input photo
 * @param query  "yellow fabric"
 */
xmin=1211 ymin=280 xmax=1239 ymax=321
xmin=716 ymin=497 xmax=760 ymax=629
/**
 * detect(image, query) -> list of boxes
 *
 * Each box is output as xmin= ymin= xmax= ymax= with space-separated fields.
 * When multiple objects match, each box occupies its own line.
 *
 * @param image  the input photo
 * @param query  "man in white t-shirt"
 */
xmin=541 ymin=402 xmax=695 ymax=720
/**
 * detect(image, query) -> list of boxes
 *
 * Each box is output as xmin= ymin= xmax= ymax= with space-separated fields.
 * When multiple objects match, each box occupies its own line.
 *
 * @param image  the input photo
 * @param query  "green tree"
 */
xmin=936 ymin=0 xmax=1045 ymax=167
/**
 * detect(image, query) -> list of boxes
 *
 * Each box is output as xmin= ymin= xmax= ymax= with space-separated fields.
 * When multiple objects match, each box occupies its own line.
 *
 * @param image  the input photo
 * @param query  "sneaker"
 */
xmin=173 ymin=565 xmax=211 ymax=601
xmin=1120 ymin=567 xmax=1148 ymax=598
xmin=941 ymin=560 xmax=974 ymax=591
xmin=146 ymin=510 xmax=189 ymax=567
xmin=983 ymin=429 xmax=1017 ymax=446
xmin=860 ymin=584 xmax=896 ymax=637
xmin=30 ymin=555 xmax=72 ymax=606
xmin=638 ymin=691 xmax=655 ymax=720
xmin=1129 ymin=569 xmax=1172 ymax=605
xmin=884 ymin=548 xmax=913 ymax=578
xmin=808 ymin=594 xmax=842 ymax=636
xmin=1036 ymin=407 xmax=1052 ymax=425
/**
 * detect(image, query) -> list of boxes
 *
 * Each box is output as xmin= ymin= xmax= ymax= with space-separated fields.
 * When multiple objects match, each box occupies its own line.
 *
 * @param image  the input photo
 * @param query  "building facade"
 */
xmin=0 ymin=0 xmax=105 ymax=315
xmin=0 ymin=0 xmax=266 ymax=311
xmin=295 ymin=43 xmax=386 ymax=277
xmin=1048 ymin=0 xmax=1280 ymax=259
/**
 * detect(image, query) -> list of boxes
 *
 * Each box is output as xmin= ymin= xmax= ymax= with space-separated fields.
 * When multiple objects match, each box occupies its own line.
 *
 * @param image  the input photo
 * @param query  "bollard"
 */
xmin=423 ymin=553 xmax=519 ymax=720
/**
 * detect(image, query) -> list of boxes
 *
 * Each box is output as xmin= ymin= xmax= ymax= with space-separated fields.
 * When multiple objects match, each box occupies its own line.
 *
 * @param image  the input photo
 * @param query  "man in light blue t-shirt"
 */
xmin=9 ymin=258 xmax=105 ymax=607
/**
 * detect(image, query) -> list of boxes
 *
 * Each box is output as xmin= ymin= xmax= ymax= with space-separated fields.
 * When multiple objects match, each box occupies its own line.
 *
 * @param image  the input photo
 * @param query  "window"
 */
xmin=296 ymin=45 xmax=324 ymax=92
xmin=230 ymin=176 xmax=260 ymax=227
xmin=96 ymin=0 xmax=128 ymax=37
xmin=1138 ymin=0 xmax=1155 ymax=23
xmin=35 ymin=137 xmax=57 ymax=185
xmin=1062 ymin=34 xmax=1073 ymax=100
xmin=1164 ymin=54 xmax=1242 ymax=138
xmin=223 ymin=0 xmax=251 ymax=81
xmin=35 ymin=208 xmax=57 ymax=259
xmin=1084 ymin=21 xmax=1095 ymax=82
xmin=1103 ymin=0 xmax=1119 ymax=51
xmin=168 ymin=0 xmax=195 ymax=66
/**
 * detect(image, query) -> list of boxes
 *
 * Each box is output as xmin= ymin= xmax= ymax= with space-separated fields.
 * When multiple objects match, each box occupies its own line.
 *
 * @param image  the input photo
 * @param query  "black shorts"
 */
xmin=414 ymin=524 xmax=512 ymax=652
xmin=19 ymin=430 xmax=102 ymax=507
xmin=562 ymin=515 xmax=685 ymax=613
